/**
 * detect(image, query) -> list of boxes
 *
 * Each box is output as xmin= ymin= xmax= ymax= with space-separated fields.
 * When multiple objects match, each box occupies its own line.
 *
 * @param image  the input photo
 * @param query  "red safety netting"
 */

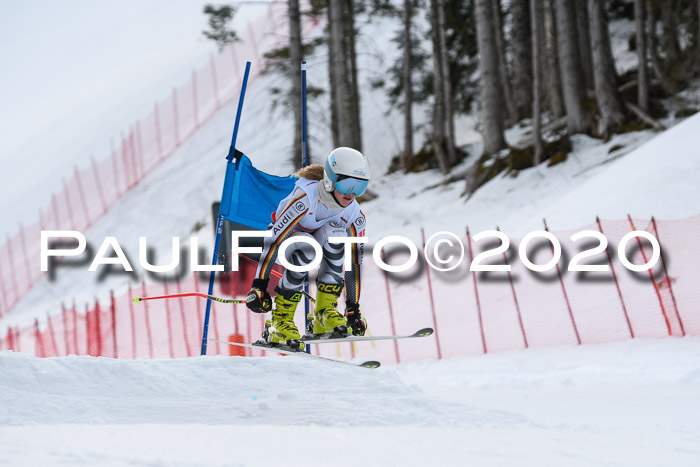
xmin=2 ymin=214 xmax=700 ymax=363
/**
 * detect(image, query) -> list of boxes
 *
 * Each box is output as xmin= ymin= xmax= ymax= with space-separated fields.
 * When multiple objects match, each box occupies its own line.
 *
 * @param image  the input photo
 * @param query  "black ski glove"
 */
xmin=345 ymin=302 xmax=367 ymax=336
xmin=246 ymin=278 xmax=272 ymax=313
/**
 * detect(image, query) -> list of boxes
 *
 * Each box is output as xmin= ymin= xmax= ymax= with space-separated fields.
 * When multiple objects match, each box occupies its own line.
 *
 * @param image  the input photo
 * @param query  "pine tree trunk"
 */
xmin=555 ymin=0 xmax=590 ymax=134
xmin=635 ymin=0 xmax=649 ymax=112
xmin=327 ymin=1 xmax=339 ymax=145
xmin=589 ymin=0 xmax=626 ymax=136
xmin=543 ymin=0 xmax=565 ymax=118
xmin=688 ymin=0 xmax=700 ymax=77
xmin=660 ymin=3 xmax=681 ymax=66
xmin=475 ymin=0 xmax=507 ymax=155
xmin=574 ymin=0 xmax=594 ymax=91
xmin=344 ymin=0 xmax=362 ymax=152
xmin=403 ymin=0 xmax=414 ymax=168
xmin=429 ymin=0 xmax=449 ymax=172
xmin=329 ymin=0 xmax=353 ymax=146
xmin=697 ymin=0 xmax=700 ymax=71
xmin=646 ymin=1 xmax=675 ymax=93
xmin=511 ymin=0 xmax=533 ymax=120
xmin=531 ymin=0 xmax=544 ymax=165
xmin=492 ymin=0 xmax=518 ymax=125
xmin=437 ymin=0 xmax=457 ymax=165
xmin=288 ymin=0 xmax=303 ymax=166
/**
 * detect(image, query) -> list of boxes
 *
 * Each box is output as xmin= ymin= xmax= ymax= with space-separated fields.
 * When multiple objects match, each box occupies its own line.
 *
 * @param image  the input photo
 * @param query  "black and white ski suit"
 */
xmin=254 ymin=177 xmax=366 ymax=305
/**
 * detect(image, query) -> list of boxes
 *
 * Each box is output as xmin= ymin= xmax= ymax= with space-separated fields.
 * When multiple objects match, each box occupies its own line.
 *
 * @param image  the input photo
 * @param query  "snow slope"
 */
xmin=364 ymin=111 xmax=700 ymax=242
xmin=2 ymin=337 xmax=700 ymax=465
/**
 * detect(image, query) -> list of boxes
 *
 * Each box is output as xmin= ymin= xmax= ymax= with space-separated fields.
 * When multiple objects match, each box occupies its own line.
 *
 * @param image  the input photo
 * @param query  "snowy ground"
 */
xmin=2 ymin=338 xmax=699 ymax=466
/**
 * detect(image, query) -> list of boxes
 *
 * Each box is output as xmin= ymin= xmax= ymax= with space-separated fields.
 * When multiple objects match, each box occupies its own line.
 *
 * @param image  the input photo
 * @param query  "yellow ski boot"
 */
xmin=264 ymin=287 xmax=304 ymax=350
xmin=312 ymin=282 xmax=350 ymax=337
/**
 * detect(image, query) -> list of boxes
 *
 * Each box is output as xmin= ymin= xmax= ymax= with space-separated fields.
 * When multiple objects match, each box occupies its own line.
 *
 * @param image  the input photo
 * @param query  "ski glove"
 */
xmin=246 ymin=278 xmax=272 ymax=313
xmin=345 ymin=302 xmax=367 ymax=336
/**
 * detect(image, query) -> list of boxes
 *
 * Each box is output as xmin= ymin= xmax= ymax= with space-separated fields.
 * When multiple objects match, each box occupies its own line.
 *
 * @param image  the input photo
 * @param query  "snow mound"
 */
xmin=2 ymin=338 xmax=700 ymax=465
xmin=0 ymin=351 xmax=509 ymax=428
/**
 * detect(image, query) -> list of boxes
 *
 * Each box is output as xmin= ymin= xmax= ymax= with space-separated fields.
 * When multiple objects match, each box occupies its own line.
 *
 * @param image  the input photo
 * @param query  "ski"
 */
xmin=208 ymin=339 xmax=381 ymax=368
xmin=302 ymin=327 xmax=434 ymax=344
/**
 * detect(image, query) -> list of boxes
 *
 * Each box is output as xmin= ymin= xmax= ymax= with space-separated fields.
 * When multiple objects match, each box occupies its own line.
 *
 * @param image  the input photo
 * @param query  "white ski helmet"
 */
xmin=322 ymin=147 xmax=371 ymax=197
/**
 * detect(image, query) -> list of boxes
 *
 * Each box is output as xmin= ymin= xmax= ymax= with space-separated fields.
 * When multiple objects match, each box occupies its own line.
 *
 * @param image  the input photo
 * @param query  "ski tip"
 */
xmin=133 ymin=296 xmax=141 ymax=303
xmin=413 ymin=327 xmax=434 ymax=337
xmin=360 ymin=361 xmax=381 ymax=369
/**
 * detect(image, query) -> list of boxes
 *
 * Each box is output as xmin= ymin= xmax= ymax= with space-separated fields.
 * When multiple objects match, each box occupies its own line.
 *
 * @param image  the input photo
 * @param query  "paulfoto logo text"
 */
xmin=40 ymin=229 xmax=662 ymax=276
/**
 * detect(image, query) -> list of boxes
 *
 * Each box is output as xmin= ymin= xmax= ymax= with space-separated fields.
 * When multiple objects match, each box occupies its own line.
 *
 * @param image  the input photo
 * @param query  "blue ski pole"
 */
xmin=301 ymin=60 xmax=311 ymax=353
xmin=200 ymin=61 xmax=252 ymax=356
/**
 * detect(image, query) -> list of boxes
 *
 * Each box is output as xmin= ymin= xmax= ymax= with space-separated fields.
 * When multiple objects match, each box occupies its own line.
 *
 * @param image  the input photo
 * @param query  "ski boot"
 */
xmin=309 ymin=281 xmax=350 ymax=339
xmin=257 ymin=287 xmax=305 ymax=351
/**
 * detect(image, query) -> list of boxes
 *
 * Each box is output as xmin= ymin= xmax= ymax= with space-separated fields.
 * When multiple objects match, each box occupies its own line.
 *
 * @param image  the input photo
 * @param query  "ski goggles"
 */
xmin=334 ymin=175 xmax=369 ymax=197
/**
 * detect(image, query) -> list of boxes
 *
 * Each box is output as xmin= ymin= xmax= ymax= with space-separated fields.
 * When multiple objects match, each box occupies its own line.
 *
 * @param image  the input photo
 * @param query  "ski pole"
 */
xmin=301 ymin=60 xmax=311 ymax=353
xmin=134 ymin=289 xmax=316 ymax=304
xmin=134 ymin=253 xmax=317 ymax=305
xmin=134 ymin=293 xmax=245 ymax=304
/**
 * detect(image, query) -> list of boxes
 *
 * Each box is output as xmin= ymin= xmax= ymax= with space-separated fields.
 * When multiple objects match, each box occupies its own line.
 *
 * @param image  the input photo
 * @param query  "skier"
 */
xmin=245 ymin=147 xmax=370 ymax=349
